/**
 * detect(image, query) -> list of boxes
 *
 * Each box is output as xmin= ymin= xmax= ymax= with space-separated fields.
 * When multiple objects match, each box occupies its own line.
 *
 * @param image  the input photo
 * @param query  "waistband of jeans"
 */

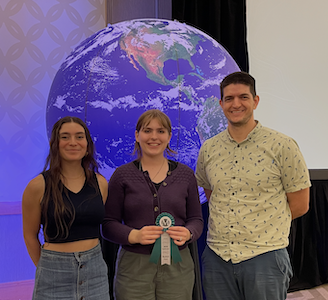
xmin=41 ymin=242 xmax=101 ymax=257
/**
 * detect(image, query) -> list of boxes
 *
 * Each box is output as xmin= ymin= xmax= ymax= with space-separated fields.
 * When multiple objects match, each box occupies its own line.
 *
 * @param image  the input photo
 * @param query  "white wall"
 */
xmin=247 ymin=0 xmax=328 ymax=169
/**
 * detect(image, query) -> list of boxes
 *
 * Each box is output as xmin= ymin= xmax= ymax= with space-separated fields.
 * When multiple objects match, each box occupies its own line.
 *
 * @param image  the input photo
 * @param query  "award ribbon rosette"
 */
xmin=149 ymin=212 xmax=182 ymax=265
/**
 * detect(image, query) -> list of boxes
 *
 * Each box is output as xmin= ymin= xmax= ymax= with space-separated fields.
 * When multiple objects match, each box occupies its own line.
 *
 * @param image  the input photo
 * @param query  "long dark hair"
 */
xmin=41 ymin=116 xmax=99 ymax=240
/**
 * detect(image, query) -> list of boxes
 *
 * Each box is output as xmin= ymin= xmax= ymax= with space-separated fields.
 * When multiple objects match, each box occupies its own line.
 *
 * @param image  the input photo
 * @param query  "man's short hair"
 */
xmin=220 ymin=71 xmax=256 ymax=99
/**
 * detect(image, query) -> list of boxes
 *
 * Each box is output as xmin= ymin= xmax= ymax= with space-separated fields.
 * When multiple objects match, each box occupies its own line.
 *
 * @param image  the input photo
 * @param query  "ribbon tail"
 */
xmin=170 ymin=239 xmax=182 ymax=263
xmin=149 ymin=238 xmax=161 ymax=264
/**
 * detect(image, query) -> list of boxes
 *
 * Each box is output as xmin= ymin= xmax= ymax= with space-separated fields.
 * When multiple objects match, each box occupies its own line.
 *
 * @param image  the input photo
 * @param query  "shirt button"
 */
xmin=232 ymin=177 xmax=236 ymax=180
xmin=80 ymin=264 xmax=84 ymax=269
xmin=235 ymin=161 xmax=238 ymax=163
xmin=163 ymin=182 xmax=167 ymax=186
xmin=237 ymin=144 xmax=240 ymax=148
xmin=231 ymin=241 xmax=234 ymax=244
xmin=154 ymin=193 xmax=157 ymax=197
xmin=154 ymin=206 xmax=159 ymax=212
xmin=230 ymin=225 xmax=233 ymax=228
xmin=167 ymin=171 xmax=171 ymax=175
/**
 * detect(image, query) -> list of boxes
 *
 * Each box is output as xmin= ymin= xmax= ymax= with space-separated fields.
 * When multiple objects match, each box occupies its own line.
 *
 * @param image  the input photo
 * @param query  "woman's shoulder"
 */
xmin=22 ymin=174 xmax=45 ymax=204
xmin=116 ymin=161 xmax=138 ymax=172
xmin=171 ymin=161 xmax=195 ymax=175
xmin=28 ymin=174 xmax=45 ymax=189
xmin=95 ymin=173 xmax=108 ymax=203
xmin=95 ymin=172 xmax=108 ymax=186
xmin=109 ymin=161 xmax=139 ymax=181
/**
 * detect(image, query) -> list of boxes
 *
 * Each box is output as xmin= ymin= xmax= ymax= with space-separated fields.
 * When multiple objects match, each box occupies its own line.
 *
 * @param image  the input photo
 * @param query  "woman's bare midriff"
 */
xmin=43 ymin=238 xmax=99 ymax=252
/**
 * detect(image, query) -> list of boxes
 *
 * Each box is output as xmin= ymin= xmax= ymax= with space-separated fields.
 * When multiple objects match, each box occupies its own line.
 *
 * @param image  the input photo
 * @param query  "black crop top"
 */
xmin=41 ymin=171 xmax=105 ymax=243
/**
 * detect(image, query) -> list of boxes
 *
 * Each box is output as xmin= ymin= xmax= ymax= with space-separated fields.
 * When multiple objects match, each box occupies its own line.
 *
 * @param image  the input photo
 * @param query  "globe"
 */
xmin=47 ymin=18 xmax=240 ymax=194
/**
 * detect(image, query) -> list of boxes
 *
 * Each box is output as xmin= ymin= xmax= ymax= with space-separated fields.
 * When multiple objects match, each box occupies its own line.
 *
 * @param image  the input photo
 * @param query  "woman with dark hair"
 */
xmin=22 ymin=116 xmax=110 ymax=300
xmin=102 ymin=109 xmax=203 ymax=300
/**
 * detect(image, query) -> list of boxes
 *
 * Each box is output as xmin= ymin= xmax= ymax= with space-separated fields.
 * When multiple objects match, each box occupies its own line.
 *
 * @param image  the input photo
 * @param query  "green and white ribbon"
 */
xmin=149 ymin=212 xmax=182 ymax=265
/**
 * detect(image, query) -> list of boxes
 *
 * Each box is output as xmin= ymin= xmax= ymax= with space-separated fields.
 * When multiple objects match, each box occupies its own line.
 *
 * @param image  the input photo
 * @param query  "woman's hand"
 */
xmin=166 ymin=226 xmax=191 ymax=246
xmin=128 ymin=226 xmax=163 ymax=245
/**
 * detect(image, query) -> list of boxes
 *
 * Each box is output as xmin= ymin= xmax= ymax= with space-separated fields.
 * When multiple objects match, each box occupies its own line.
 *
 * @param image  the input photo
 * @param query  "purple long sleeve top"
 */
xmin=102 ymin=160 xmax=204 ymax=255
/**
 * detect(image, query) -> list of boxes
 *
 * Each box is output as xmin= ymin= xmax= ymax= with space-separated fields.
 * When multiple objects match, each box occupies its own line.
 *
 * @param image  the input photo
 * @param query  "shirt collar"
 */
xmin=224 ymin=121 xmax=262 ymax=144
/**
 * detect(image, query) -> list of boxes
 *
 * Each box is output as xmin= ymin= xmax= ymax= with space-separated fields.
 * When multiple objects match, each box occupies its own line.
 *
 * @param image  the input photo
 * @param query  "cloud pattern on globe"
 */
xmin=47 ymin=18 xmax=240 ymax=180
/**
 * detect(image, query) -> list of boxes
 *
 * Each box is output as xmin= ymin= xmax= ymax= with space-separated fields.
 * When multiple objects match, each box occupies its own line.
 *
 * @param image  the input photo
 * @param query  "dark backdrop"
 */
xmin=172 ymin=0 xmax=249 ymax=72
xmin=288 ymin=179 xmax=328 ymax=291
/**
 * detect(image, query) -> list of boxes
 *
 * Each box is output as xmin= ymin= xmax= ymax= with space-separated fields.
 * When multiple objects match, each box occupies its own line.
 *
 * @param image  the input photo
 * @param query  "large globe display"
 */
xmin=47 ymin=18 xmax=239 ymax=186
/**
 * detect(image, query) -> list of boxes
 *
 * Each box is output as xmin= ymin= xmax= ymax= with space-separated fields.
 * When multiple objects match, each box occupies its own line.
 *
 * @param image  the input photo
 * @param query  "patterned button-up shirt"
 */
xmin=196 ymin=122 xmax=311 ymax=263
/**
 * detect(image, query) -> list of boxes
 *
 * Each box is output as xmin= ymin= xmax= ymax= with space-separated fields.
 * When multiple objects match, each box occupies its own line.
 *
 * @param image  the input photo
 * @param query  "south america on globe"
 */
xmin=47 ymin=18 xmax=240 ymax=186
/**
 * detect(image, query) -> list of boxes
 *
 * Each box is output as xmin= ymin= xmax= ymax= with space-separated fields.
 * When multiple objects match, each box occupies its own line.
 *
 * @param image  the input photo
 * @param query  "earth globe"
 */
xmin=47 ymin=18 xmax=240 ymax=200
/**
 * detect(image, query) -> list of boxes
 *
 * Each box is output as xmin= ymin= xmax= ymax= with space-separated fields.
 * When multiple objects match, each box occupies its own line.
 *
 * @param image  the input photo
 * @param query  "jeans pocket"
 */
xmin=274 ymin=248 xmax=293 ymax=279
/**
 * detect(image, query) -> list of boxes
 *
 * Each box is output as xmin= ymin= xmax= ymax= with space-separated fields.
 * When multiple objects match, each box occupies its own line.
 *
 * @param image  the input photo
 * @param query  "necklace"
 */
xmin=152 ymin=158 xmax=166 ymax=180
xmin=141 ymin=158 xmax=165 ymax=181
xmin=61 ymin=172 xmax=84 ymax=180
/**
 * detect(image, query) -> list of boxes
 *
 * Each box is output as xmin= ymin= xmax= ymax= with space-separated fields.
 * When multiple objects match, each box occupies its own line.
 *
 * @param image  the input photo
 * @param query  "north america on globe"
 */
xmin=47 ymin=18 xmax=240 ymax=185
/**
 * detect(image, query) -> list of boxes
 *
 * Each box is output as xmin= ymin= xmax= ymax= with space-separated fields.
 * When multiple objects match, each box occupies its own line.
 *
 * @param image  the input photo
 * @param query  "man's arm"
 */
xmin=286 ymin=187 xmax=310 ymax=219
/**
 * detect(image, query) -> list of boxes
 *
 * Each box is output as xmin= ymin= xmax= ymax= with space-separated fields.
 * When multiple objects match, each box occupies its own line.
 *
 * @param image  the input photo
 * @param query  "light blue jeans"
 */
xmin=202 ymin=245 xmax=293 ymax=300
xmin=33 ymin=243 xmax=110 ymax=300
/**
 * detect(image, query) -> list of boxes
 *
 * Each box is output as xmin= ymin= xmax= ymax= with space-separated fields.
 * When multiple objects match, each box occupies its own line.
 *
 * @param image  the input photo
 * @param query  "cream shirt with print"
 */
xmin=196 ymin=122 xmax=311 ymax=263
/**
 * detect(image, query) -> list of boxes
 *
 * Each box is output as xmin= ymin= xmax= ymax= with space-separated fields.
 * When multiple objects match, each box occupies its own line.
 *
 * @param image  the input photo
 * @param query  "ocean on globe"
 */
xmin=47 ymin=18 xmax=240 ymax=196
